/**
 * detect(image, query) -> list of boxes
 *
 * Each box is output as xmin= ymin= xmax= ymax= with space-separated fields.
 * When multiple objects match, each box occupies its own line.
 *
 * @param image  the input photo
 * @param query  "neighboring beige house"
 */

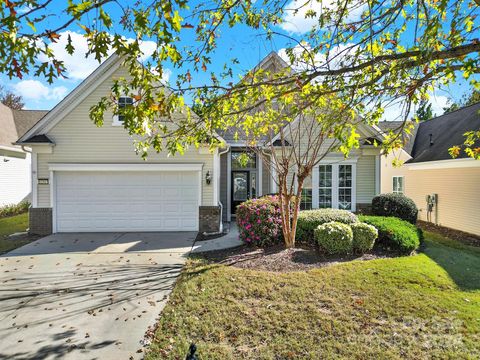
xmin=0 ymin=103 xmax=47 ymax=206
xmin=380 ymin=103 xmax=480 ymax=236
xmin=17 ymin=52 xmax=383 ymax=235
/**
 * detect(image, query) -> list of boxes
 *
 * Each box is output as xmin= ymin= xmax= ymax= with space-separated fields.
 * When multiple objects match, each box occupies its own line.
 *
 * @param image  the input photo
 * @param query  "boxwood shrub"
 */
xmin=296 ymin=209 xmax=358 ymax=244
xmin=351 ymin=222 xmax=378 ymax=253
xmin=371 ymin=193 xmax=418 ymax=224
xmin=236 ymin=195 xmax=283 ymax=247
xmin=359 ymin=215 xmax=422 ymax=254
xmin=314 ymin=221 xmax=353 ymax=255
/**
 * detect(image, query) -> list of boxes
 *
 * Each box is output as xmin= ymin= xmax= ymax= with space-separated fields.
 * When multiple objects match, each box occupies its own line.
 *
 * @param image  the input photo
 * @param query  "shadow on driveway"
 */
xmin=0 ymin=232 xmax=194 ymax=359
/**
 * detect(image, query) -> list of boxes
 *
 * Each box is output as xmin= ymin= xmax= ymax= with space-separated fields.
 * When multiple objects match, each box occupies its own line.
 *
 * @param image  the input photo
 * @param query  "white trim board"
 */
xmin=48 ymin=163 xmax=204 ymax=172
xmin=406 ymin=158 xmax=480 ymax=170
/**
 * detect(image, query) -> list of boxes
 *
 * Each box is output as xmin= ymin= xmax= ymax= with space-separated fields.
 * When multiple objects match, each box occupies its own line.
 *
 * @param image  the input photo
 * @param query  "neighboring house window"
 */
xmin=318 ymin=165 xmax=333 ymax=208
xmin=113 ymin=96 xmax=133 ymax=125
xmin=338 ymin=164 xmax=353 ymax=210
xmin=393 ymin=176 xmax=404 ymax=194
xmin=300 ymin=188 xmax=312 ymax=210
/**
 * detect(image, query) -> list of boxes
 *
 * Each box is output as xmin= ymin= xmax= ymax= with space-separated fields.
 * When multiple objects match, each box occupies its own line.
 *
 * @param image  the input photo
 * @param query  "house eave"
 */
xmin=406 ymin=158 xmax=480 ymax=170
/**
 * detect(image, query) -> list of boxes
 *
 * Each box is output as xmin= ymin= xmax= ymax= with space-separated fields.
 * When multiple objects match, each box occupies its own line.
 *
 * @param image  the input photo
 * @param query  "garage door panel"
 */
xmin=55 ymin=171 xmax=199 ymax=232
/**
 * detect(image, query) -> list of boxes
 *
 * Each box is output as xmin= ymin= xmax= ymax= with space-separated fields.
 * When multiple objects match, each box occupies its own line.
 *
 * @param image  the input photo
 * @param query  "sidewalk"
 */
xmin=191 ymin=223 xmax=243 ymax=253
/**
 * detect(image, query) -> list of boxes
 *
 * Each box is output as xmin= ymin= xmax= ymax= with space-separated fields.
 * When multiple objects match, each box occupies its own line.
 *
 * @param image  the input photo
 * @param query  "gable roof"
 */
xmin=16 ymin=54 xmax=123 ymax=144
xmin=0 ymin=103 xmax=47 ymax=151
xmin=407 ymin=102 xmax=480 ymax=163
xmin=377 ymin=121 xmax=419 ymax=155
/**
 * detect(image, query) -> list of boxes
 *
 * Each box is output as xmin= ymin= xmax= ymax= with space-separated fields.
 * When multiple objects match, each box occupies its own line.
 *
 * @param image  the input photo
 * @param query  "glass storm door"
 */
xmin=231 ymin=171 xmax=250 ymax=214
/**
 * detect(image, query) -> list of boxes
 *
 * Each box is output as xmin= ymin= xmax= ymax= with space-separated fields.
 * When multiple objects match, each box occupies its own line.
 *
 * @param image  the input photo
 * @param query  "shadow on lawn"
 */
xmin=422 ymin=239 xmax=480 ymax=291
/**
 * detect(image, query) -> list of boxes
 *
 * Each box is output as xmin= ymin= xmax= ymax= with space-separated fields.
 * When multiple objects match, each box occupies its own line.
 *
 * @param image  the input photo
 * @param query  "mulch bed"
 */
xmin=200 ymin=244 xmax=398 ymax=272
xmin=417 ymin=220 xmax=480 ymax=248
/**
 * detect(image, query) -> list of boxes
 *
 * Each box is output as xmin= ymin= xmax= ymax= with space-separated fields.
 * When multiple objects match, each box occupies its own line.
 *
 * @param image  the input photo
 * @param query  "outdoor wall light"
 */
xmin=206 ymin=171 xmax=211 ymax=185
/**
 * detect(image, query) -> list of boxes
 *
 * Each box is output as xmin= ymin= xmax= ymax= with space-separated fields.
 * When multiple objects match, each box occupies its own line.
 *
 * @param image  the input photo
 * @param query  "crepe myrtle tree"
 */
xmin=242 ymin=101 xmax=356 ymax=248
xmin=1 ymin=0 xmax=480 ymax=242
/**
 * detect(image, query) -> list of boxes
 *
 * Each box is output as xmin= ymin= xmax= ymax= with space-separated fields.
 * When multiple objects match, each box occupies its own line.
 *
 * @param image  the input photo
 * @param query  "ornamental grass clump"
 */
xmin=314 ymin=221 xmax=353 ymax=255
xmin=236 ymin=195 xmax=283 ymax=247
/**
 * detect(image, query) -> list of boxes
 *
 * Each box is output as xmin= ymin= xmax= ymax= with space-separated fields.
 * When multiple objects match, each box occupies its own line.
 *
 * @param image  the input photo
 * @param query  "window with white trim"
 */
xmin=393 ymin=176 xmax=404 ymax=194
xmin=113 ymin=96 xmax=133 ymax=125
xmin=300 ymin=188 xmax=312 ymax=210
xmin=315 ymin=162 xmax=356 ymax=211
xmin=338 ymin=164 xmax=353 ymax=210
xmin=318 ymin=165 xmax=333 ymax=208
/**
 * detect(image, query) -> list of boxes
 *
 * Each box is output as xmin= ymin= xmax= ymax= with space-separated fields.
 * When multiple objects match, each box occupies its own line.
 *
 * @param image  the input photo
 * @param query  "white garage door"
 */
xmin=54 ymin=171 xmax=199 ymax=232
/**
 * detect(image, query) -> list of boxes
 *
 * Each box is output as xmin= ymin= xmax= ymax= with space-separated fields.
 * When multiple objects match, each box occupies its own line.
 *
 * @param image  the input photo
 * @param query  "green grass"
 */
xmin=0 ymin=213 xmax=31 ymax=253
xmin=147 ymin=231 xmax=480 ymax=359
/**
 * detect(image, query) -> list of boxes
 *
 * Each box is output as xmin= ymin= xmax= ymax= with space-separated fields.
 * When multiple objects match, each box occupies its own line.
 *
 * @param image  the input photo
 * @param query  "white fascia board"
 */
xmin=48 ymin=163 xmax=204 ymax=172
xmin=18 ymin=54 xmax=122 ymax=142
xmin=406 ymin=158 xmax=480 ymax=170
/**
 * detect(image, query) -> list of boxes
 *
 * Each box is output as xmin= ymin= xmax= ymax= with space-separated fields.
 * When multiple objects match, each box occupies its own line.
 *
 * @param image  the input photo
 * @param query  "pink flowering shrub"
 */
xmin=236 ymin=195 xmax=284 ymax=247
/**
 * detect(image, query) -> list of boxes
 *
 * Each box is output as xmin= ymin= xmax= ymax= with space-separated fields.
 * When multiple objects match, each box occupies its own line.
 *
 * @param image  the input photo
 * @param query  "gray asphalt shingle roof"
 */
xmin=0 ymin=103 xmax=47 ymax=149
xmin=407 ymin=102 xmax=480 ymax=163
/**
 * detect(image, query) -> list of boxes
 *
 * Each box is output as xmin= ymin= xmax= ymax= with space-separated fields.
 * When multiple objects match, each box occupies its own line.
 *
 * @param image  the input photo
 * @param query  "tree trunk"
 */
xmin=278 ymin=175 xmax=304 ymax=249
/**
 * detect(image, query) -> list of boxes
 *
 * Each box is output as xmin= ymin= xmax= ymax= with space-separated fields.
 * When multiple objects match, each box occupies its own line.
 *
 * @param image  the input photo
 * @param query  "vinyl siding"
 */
xmin=381 ymin=153 xmax=480 ymax=235
xmin=34 ymin=65 xmax=214 ymax=208
xmin=0 ymin=153 xmax=31 ymax=206
xmin=261 ymin=155 xmax=270 ymax=195
xmin=356 ymin=155 xmax=376 ymax=204
xmin=277 ymin=119 xmax=379 ymax=209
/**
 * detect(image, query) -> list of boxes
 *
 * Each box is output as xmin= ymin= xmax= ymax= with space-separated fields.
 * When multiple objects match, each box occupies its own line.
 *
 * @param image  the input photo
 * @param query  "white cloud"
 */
xmin=39 ymin=31 xmax=157 ymax=81
xmin=150 ymin=67 xmax=172 ymax=84
xmin=280 ymin=0 xmax=368 ymax=34
xmin=13 ymin=80 xmax=68 ymax=102
xmin=381 ymin=91 xmax=450 ymax=121
xmin=278 ymin=42 xmax=358 ymax=74
xmin=161 ymin=68 xmax=172 ymax=84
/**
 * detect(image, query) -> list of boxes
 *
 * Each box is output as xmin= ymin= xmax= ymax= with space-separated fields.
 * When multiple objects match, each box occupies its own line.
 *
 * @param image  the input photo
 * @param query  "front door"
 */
xmin=231 ymin=171 xmax=250 ymax=215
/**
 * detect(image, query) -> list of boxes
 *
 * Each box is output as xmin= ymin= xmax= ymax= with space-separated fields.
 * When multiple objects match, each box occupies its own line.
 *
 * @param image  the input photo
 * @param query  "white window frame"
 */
xmin=112 ymin=95 xmax=135 ymax=126
xmin=300 ymin=187 xmax=313 ymax=210
xmin=317 ymin=164 xmax=333 ymax=209
xmin=312 ymin=160 xmax=357 ymax=212
xmin=392 ymin=176 xmax=404 ymax=194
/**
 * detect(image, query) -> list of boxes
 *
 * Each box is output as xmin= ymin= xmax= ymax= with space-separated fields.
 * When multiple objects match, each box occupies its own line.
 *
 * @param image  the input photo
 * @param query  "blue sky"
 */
xmin=1 ymin=0 xmax=476 ymax=120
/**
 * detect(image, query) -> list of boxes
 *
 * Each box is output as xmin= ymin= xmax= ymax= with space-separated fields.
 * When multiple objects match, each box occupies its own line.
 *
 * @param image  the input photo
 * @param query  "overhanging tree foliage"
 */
xmin=0 ymin=85 xmax=24 ymax=110
xmin=1 ymin=0 xmax=479 ymax=245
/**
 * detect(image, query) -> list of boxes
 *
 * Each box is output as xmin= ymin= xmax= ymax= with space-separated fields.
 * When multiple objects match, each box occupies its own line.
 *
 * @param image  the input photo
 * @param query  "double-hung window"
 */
xmin=318 ymin=165 xmax=333 ymax=208
xmin=338 ymin=165 xmax=353 ymax=210
xmin=113 ymin=96 xmax=134 ymax=125
xmin=300 ymin=188 xmax=313 ymax=210
xmin=393 ymin=176 xmax=404 ymax=194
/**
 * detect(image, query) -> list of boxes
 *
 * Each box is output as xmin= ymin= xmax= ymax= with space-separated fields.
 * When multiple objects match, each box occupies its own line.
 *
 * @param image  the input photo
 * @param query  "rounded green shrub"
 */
xmin=314 ymin=221 xmax=353 ymax=255
xmin=351 ymin=222 xmax=378 ymax=253
xmin=371 ymin=193 xmax=418 ymax=224
xmin=296 ymin=209 xmax=358 ymax=244
xmin=236 ymin=195 xmax=283 ymax=247
xmin=359 ymin=215 xmax=422 ymax=254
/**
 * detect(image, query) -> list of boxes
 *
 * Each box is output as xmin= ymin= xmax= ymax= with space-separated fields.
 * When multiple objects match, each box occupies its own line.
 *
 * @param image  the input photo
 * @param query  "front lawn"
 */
xmin=146 ymin=232 xmax=480 ymax=359
xmin=0 ymin=213 xmax=33 ymax=254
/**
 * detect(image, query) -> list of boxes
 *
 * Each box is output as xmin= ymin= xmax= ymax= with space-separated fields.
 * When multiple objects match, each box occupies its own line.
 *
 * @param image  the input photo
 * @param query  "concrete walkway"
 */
xmin=191 ymin=223 xmax=243 ymax=253
xmin=0 ymin=232 xmax=196 ymax=360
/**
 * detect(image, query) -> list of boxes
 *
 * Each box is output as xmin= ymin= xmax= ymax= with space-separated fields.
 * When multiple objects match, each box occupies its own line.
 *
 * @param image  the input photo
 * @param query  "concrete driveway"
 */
xmin=0 ymin=232 xmax=196 ymax=360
